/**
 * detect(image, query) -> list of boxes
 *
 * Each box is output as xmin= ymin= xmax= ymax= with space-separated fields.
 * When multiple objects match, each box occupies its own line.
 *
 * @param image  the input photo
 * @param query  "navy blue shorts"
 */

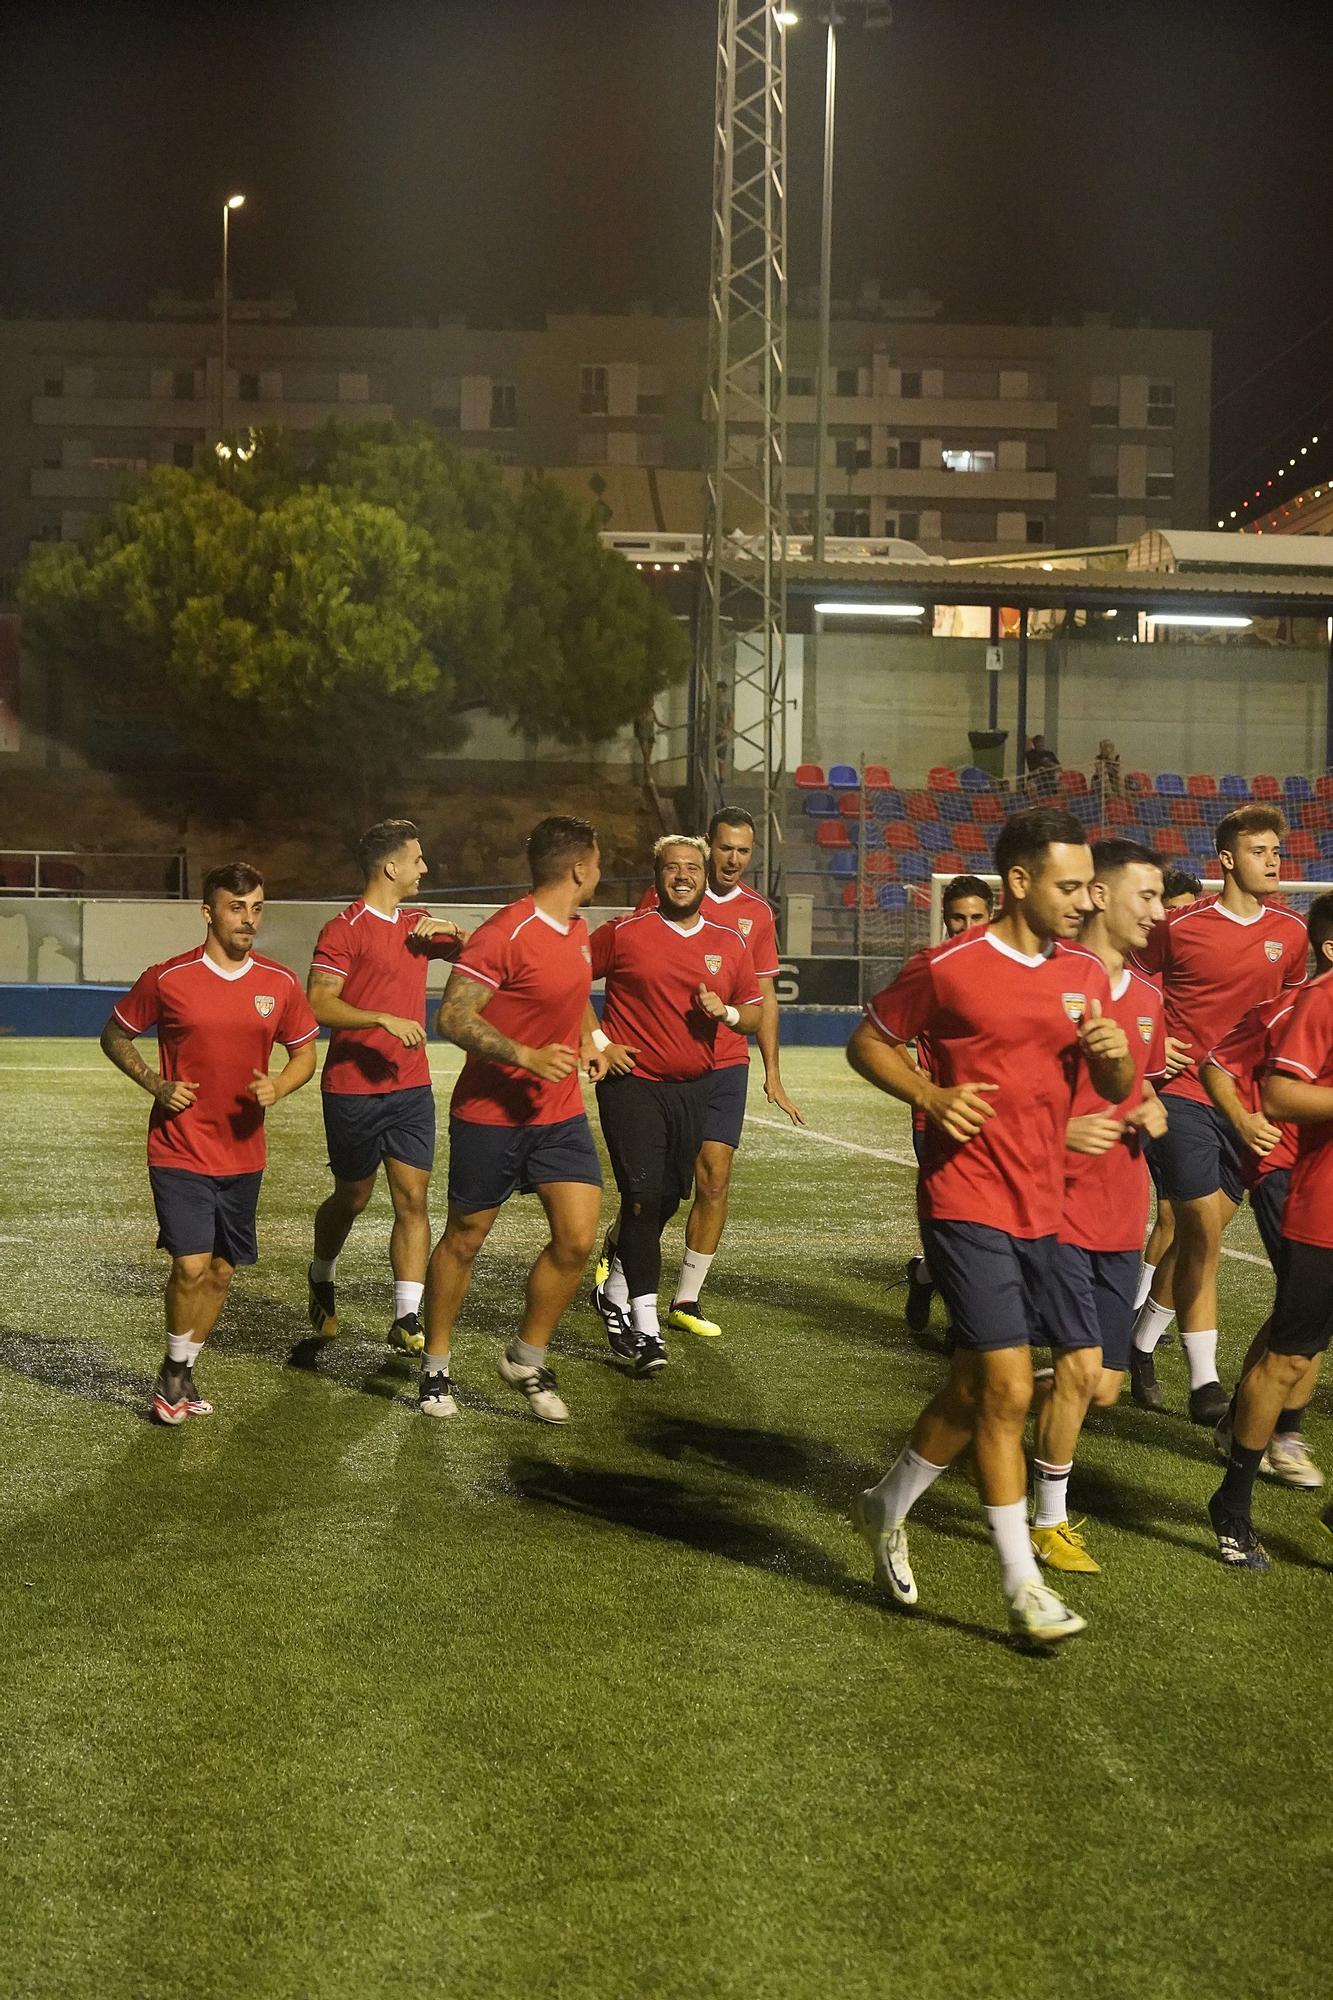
xmin=1266 ymin=1238 xmax=1333 ymax=1357
xmin=149 ymin=1166 xmax=262 ymax=1267
xmin=703 ymin=1064 xmax=749 ymax=1149
xmin=1250 ymin=1168 xmax=1290 ymax=1271
xmin=1047 ymin=1243 xmax=1141 ymax=1371
xmin=322 ymin=1085 xmax=436 ymax=1182
xmin=1146 ymin=1136 xmax=1167 ymax=1198
xmin=1153 ymin=1093 xmax=1245 ymax=1205
xmin=920 ymin=1219 xmax=1066 ymax=1353
xmin=447 ymin=1113 xmax=602 ymax=1215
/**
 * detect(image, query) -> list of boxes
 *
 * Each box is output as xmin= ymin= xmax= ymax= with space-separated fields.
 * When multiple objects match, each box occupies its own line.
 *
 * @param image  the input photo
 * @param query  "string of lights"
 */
xmin=1215 ymin=424 xmax=1328 ymax=527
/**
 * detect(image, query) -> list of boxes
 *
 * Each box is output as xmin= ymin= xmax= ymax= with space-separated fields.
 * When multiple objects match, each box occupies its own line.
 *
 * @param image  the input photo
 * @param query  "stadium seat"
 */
xmin=899 ymin=853 xmax=930 ymax=882
xmin=1279 ymin=855 xmax=1305 ymax=881
xmin=1168 ymin=797 xmax=1203 ymax=826
xmin=1287 ymin=830 xmax=1318 ymax=864
xmin=1186 ymin=774 xmax=1218 ymax=799
xmin=838 ymin=792 xmax=862 ymax=819
xmin=864 ymin=849 xmax=896 ymax=878
xmin=803 ymin=791 xmax=837 ymax=819
xmin=877 ymin=883 xmax=908 ymax=911
xmin=1318 ymin=830 xmax=1333 ymax=863
xmin=1304 ymin=801 xmax=1333 ymax=832
xmin=862 ymin=763 xmax=892 ymax=790
xmin=1138 ymin=797 xmax=1169 ymax=827
xmin=919 ymin=822 xmax=951 ymax=854
xmin=827 ymin=849 xmax=858 ymax=878
xmin=1285 ymin=776 xmax=1314 ymax=805
xmin=1251 ymin=774 xmax=1280 ymax=799
xmin=794 ymin=763 xmax=826 ymax=789
xmin=936 ymin=851 xmax=964 ymax=875
xmin=973 ymin=792 xmax=1003 ymax=824
xmin=1070 ymin=794 xmax=1099 ymax=825
xmin=884 ymin=821 xmax=916 ymax=852
xmin=859 ymin=819 xmax=883 ymax=849
xmin=1106 ymin=798 xmax=1132 ymax=825
xmin=960 ymin=765 xmax=993 ymax=791
xmin=873 ymin=787 xmax=906 ymax=820
xmin=828 ymin=763 xmax=860 ymax=789
xmin=1219 ymin=774 xmax=1249 ymax=801
xmin=1156 ymin=772 xmax=1186 ymax=796
xmin=955 ymin=823 xmax=987 ymax=855
xmin=1316 ymin=774 xmax=1333 ymax=804
xmin=815 ymin=820 xmax=853 ymax=849
xmin=904 ymin=790 xmax=934 ymax=821
xmin=927 ymin=766 xmax=961 ymax=791
xmin=1062 ymin=770 xmax=1090 ymax=796
xmin=1123 ymin=770 xmax=1151 ymax=795
xmin=841 ymin=883 xmax=878 ymax=909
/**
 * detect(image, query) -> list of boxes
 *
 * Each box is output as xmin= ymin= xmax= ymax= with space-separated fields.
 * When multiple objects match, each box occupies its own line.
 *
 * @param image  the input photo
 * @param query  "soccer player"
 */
xmin=1132 ymin=866 xmax=1203 ymax=1314
xmin=904 ymin=873 xmax=995 ymax=1335
xmin=1128 ymin=807 xmax=1305 ymax=1421
xmin=589 ymin=836 xmax=762 ymax=1376
xmin=604 ymin=805 xmax=799 ymax=1341
xmin=1031 ymin=840 xmax=1167 ymax=1574
xmin=306 ymin=819 xmax=465 ymax=1353
xmin=846 ymin=807 xmax=1132 ymax=1646
xmin=99 ymin=863 xmax=319 ymax=1424
xmin=1207 ymin=957 xmax=1333 ymax=1568
xmin=417 ymin=816 xmax=605 ymax=1424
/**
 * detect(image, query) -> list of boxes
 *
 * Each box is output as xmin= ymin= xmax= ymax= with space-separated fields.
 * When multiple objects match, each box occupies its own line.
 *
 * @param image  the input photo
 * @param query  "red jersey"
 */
xmin=1132 ymin=895 xmax=1306 ymax=1108
xmin=1266 ymin=979 xmax=1333 ymax=1248
xmin=114 ymin=947 xmax=318 ymax=1176
xmin=449 ymin=896 xmax=593 ymax=1128
xmin=590 ymin=909 xmax=761 ymax=1083
xmin=633 ymin=882 xmax=779 ymax=1070
xmin=866 ymin=928 xmax=1114 ymax=1240
xmin=311 ymin=899 xmax=459 ymax=1095
xmin=1207 ymin=989 xmax=1303 ymax=1186
xmin=1059 ymin=953 xmax=1166 ymax=1253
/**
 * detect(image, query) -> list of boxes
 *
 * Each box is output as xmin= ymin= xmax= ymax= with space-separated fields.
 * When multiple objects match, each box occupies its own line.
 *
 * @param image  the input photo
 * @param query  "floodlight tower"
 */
xmin=693 ymin=1 xmax=792 ymax=912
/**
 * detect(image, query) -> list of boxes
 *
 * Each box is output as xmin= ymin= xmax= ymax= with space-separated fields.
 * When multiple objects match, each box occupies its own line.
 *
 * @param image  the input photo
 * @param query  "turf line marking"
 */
xmin=750 ymin=1116 xmax=1276 ymax=1271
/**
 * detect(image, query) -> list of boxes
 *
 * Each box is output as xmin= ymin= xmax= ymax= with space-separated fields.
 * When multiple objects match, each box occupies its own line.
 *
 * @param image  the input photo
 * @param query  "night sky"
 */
xmin=2 ymin=0 xmax=1331 ymax=516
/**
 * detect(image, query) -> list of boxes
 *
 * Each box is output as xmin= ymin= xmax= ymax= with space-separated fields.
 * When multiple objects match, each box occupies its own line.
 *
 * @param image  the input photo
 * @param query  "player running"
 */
xmin=1132 ymin=866 xmax=1204 ymax=1315
xmin=99 ymin=863 xmax=318 ymax=1424
xmin=1031 ymin=840 xmax=1168 ymax=1575
xmin=1128 ymin=807 xmax=1305 ymax=1421
xmin=306 ymin=820 xmax=464 ymax=1354
xmin=589 ymin=836 xmax=762 ymax=1377
xmin=846 ymin=807 xmax=1133 ymax=1646
xmin=417 ymin=816 xmax=605 ymax=1424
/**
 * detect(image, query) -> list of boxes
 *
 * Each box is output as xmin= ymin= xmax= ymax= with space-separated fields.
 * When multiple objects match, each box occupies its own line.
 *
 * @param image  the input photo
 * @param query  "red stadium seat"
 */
xmin=927 ymin=766 xmax=960 ymax=791
xmin=1251 ymin=774 xmax=1281 ymax=799
xmin=1286 ymin=830 xmax=1318 ymax=864
xmin=935 ymin=851 xmax=964 ymax=874
xmin=794 ymin=763 xmax=825 ymax=789
xmin=1063 ymin=770 xmax=1090 ymax=796
xmin=904 ymin=790 xmax=934 ymax=821
xmin=864 ymin=849 xmax=897 ymax=877
xmin=955 ymin=823 xmax=987 ymax=855
xmin=841 ymin=883 xmax=878 ymax=909
xmin=816 ymin=821 xmax=852 ymax=849
xmin=1186 ymin=774 xmax=1218 ymax=798
xmin=862 ymin=764 xmax=893 ymax=789
xmin=973 ymin=793 xmax=1003 ymax=823
xmin=1279 ymin=855 xmax=1306 ymax=880
xmin=1316 ymin=774 xmax=1333 ymax=804
xmin=1304 ymin=801 xmax=1333 ymax=831
xmin=884 ymin=820 xmax=917 ymax=852
xmin=1105 ymin=798 xmax=1132 ymax=825
xmin=1168 ymin=797 xmax=1202 ymax=826
xmin=1123 ymin=771 xmax=1151 ymax=795
xmin=838 ymin=792 xmax=862 ymax=819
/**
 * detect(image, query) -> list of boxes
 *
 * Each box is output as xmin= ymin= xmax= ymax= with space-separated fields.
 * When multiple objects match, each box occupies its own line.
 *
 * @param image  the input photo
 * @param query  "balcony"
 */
xmin=786 ymin=394 xmax=1059 ymax=430
xmin=30 ymin=396 xmax=395 ymax=430
xmin=803 ymin=468 xmax=1057 ymax=502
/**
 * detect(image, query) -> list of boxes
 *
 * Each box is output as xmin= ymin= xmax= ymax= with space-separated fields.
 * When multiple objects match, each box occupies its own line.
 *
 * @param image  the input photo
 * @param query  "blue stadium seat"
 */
xmin=827 ymin=849 xmax=858 ymax=879
xmin=1137 ymin=797 xmax=1169 ymax=827
xmin=960 ymin=766 xmax=993 ymax=791
xmin=1156 ymin=773 xmax=1186 ymax=796
xmin=899 ymin=853 xmax=930 ymax=882
xmin=828 ymin=763 xmax=860 ymax=789
xmin=918 ymin=821 xmax=951 ymax=853
xmin=1285 ymin=775 xmax=1314 ymax=805
xmin=1219 ymin=774 xmax=1249 ymax=801
xmin=1318 ymin=830 xmax=1333 ymax=863
xmin=859 ymin=819 xmax=883 ymax=849
xmin=1070 ymin=793 xmax=1100 ymax=824
xmin=877 ymin=884 xmax=908 ymax=911
xmin=873 ymin=788 xmax=906 ymax=820
xmin=803 ymin=791 xmax=837 ymax=819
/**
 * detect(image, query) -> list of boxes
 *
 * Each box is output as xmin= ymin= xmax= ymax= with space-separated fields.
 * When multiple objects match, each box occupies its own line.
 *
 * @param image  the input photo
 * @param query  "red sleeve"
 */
xmin=113 ymin=963 xmax=162 ymax=1035
xmin=279 ymin=979 xmax=320 ymax=1050
xmin=403 ymin=908 xmax=465 ymax=961
xmin=453 ymin=914 xmax=515 ymax=993
xmin=589 ymin=918 xmax=619 ymax=979
xmin=749 ymin=903 xmax=780 ymax=979
xmin=727 ymin=939 xmax=762 ymax=1006
xmin=865 ymin=949 xmax=936 ymax=1045
xmin=310 ymin=912 xmax=354 ymax=982
xmin=633 ymin=887 xmax=655 ymax=916
xmin=1146 ymin=994 xmax=1167 ymax=1082
xmin=1130 ymin=917 xmax=1167 ymax=981
xmin=1208 ymin=1006 xmax=1259 ymax=1081
xmin=1268 ymin=985 xmax=1333 ymax=1082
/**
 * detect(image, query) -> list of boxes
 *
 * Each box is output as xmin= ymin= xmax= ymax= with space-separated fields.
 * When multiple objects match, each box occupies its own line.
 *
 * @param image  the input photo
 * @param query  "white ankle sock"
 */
xmin=604 ymin=1256 xmax=630 ymax=1308
xmin=423 ymin=1352 xmax=451 ymax=1379
xmin=630 ymin=1294 xmax=660 ymax=1336
xmin=871 ymin=1446 xmax=947 ymax=1522
xmin=674 ymin=1247 xmax=715 ymax=1305
xmin=1032 ymin=1459 xmax=1073 ymax=1529
xmin=986 ymin=1499 xmax=1040 ymax=1596
xmin=184 ymin=1339 xmax=204 ymax=1367
xmin=1180 ymin=1328 xmax=1219 ymax=1388
xmin=1133 ymin=1298 xmax=1175 ymax=1354
xmin=311 ymin=1256 xmax=337 ymax=1284
xmin=1133 ymin=1260 xmax=1156 ymax=1311
xmin=394 ymin=1280 xmax=424 ymax=1320
xmin=166 ymin=1332 xmax=195 ymax=1365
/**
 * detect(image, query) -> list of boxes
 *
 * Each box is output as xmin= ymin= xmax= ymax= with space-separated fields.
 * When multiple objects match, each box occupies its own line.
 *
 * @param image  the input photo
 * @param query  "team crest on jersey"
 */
xmin=1061 ymin=992 xmax=1086 ymax=1024
xmin=705 ymin=953 xmax=723 ymax=975
xmin=1264 ymin=939 xmax=1283 ymax=962
xmin=1137 ymin=1015 xmax=1154 ymax=1044
xmin=738 ymin=917 xmax=753 ymax=937
xmin=254 ymin=994 xmax=276 ymax=1018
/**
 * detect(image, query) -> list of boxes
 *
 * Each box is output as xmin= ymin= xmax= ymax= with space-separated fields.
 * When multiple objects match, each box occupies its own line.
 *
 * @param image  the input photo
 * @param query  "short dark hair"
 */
xmin=1162 ymin=867 xmax=1202 ymax=902
xmin=993 ymin=805 xmax=1088 ymax=883
xmin=1215 ymin=803 xmax=1286 ymax=856
xmin=527 ymin=814 xmax=598 ymax=887
xmin=707 ymin=805 xmax=756 ymax=842
xmin=357 ymin=818 xmax=419 ymax=879
xmin=1307 ymin=891 xmax=1333 ymax=965
xmin=942 ymin=873 xmax=994 ymax=914
xmin=202 ymin=862 xmax=263 ymax=905
xmin=1092 ymin=837 xmax=1163 ymax=880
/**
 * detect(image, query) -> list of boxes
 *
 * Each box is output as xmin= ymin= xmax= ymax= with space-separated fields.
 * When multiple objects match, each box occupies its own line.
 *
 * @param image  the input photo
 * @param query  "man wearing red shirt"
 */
xmin=589 ymin=836 xmax=762 ymax=1377
xmin=418 ymin=817 xmax=605 ymax=1425
xmin=305 ymin=820 xmax=464 ymax=1354
xmin=1208 ymin=904 xmax=1333 ymax=1567
xmin=1129 ymin=806 xmax=1305 ymax=1422
xmin=845 ymin=807 xmax=1132 ymax=1647
xmin=100 ymin=863 xmax=319 ymax=1424
xmin=1030 ymin=841 xmax=1168 ymax=1575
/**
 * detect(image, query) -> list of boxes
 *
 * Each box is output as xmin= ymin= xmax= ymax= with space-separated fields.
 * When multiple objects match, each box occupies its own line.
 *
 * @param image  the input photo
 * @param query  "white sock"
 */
xmin=311 ymin=1256 xmax=337 ymax=1284
xmin=184 ymin=1339 xmax=204 ymax=1367
xmin=1133 ymin=1260 xmax=1156 ymax=1312
xmin=1133 ymin=1298 xmax=1175 ymax=1354
xmin=674 ymin=1247 xmax=715 ymax=1306
xmin=1180 ymin=1328 xmax=1219 ymax=1389
xmin=166 ymin=1332 xmax=194 ymax=1364
xmin=870 ymin=1445 xmax=947 ymax=1522
xmin=422 ymin=1352 xmax=451 ymax=1378
xmin=604 ymin=1256 xmax=630 ymax=1308
xmin=630 ymin=1294 xmax=660 ymax=1337
xmin=915 ymin=1251 xmax=933 ymax=1285
xmin=394 ymin=1280 xmax=424 ymax=1320
xmin=986 ymin=1498 xmax=1040 ymax=1597
xmin=1032 ymin=1459 xmax=1073 ymax=1529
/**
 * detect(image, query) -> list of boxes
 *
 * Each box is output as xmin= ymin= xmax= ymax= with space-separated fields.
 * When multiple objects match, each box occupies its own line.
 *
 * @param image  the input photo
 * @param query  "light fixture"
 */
xmin=813 ymin=601 xmax=926 ymax=617
xmin=226 ymin=192 xmax=246 ymax=210
xmin=774 ymin=7 xmax=800 ymax=24
xmin=1146 ymin=613 xmax=1252 ymax=629
xmin=1040 ymin=561 xmax=1054 ymax=571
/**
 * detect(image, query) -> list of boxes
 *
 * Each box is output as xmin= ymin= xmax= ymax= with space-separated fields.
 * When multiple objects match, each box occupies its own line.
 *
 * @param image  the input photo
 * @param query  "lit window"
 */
xmin=941 ymin=448 xmax=997 ymax=474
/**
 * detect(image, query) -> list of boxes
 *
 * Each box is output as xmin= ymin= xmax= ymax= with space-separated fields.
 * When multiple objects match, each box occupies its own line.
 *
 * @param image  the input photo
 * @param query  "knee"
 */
xmin=695 ymin=1164 xmax=731 ymax=1207
xmin=978 ymin=1375 xmax=1032 ymax=1428
xmin=1267 ymin=1348 xmax=1310 ymax=1396
xmin=441 ymin=1221 xmax=488 ymax=1266
xmin=207 ymin=1257 xmax=235 ymax=1294
xmin=1059 ymin=1348 xmax=1103 ymax=1401
xmin=393 ymin=1188 xmax=430 ymax=1225
xmin=1089 ymin=1370 xmax=1124 ymax=1410
xmin=551 ymin=1227 xmax=598 ymax=1271
xmin=335 ymin=1179 xmax=375 ymax=1218
xmin=171 ymin=1257 xmax=211 ymax=1294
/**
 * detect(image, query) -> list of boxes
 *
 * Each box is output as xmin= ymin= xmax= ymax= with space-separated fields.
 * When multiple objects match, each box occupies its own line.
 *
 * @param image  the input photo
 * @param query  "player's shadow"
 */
xmin=0 ymin=1324 xmax=154 ymax=1414
xmin=1072 ymin=1463 xmax=1330 ymax=1573
xmin=633 ymin=1412 xmax=881 ymax=1513
xmin=700 ymin=1267 xmax=907 ymax=1352
xmin=506 ymin=1456 xmax=1017 ymax=1652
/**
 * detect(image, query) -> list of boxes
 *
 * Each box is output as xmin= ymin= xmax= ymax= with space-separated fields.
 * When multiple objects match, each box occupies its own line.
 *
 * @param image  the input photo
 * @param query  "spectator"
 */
xmin=1093 ymin=738 xmax=1122 ymax=803
xmin=1025 ymin=734 xmax=1061 ymax=798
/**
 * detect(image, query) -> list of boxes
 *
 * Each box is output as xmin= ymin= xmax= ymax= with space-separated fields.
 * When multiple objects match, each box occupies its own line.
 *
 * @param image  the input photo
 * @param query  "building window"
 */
xmin=832 ymin=507 xmax=870 ymax=537
xmin=579 ymin=365 xmax=608 ymax=415
xmin=490 ymin=382 xmax=517 ymax=429
xmin=44 ymin=374 xmax=63 ymax=398
xmin=637 ymin=365 xmax=665 ymax=416
xmin=787 ymin=373 xmax=814 ymax=398
xmin=1026 ymin=438 xmax=1052 ymax=471
xmin=1025 ymin=517 xmax=1047 ymax=545
xmin=941 ymin=448 xmax=997 ymax=474
xmin=834 ymin=432 xmax=871 ymax=472
xmin=1090 ymin=375 xmax=1118 ymax=427
xmin=172 ymin=441 xmax=195 ymax=469
xmin=91 ymin=453 xmax=149 ymax=472
xmin=1147 ymin=381 xmax=1175 ymax=427
xmin=834 ymin=367 xmax=860 ymax=397
xmin=897 ymin=440 xmax=921 ymax=470
xmin=431 ymin=377 xmax=461 ymax=426
xmin=942 ymin=369 xmax=999 ymax=399
xmin=898 ymin=511 xmax=920 ymax=540
xmin=173 ymin=369 xmax=194 ymax=400
xmin=239 ymin=373 xmax=260 ymax=402
xmin=943 ymin=511 xmax=997 ymax=541
xmin=1089 ymin=443 xmax=1118 ymax=496
xmin=900 ymin=371 xmax=922 ymax=399
xmin=1146 ymin=445 xmax=1174 ymax=497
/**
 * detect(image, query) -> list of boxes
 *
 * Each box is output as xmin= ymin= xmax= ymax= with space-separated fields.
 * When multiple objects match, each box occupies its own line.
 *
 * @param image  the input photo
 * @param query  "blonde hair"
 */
xmin=653 ymin=834 xmax=708 ymax=866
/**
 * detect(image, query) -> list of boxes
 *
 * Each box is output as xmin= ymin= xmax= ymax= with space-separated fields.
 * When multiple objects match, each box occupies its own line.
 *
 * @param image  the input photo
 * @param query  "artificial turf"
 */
xmin=0 ymin=1040 xmax=1329 ymax=2000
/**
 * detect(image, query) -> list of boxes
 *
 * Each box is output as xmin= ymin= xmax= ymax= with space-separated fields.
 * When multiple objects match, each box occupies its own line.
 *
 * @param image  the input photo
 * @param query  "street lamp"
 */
xmin=218 ymin=192 xmax=246 ymax=448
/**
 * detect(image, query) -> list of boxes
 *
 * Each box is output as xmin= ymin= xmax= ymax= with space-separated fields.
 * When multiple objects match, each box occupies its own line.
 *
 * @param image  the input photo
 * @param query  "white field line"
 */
xmin=747 ymin=1115 xmax=1272 ymax=1269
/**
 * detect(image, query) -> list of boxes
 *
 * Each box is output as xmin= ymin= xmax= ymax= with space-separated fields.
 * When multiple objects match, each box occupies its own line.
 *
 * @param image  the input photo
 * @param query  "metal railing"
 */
xmin=0 ymin=849 xmax=188 ymax=898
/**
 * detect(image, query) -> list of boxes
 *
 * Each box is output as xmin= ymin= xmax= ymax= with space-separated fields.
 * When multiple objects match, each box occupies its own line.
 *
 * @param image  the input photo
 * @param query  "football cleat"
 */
xmin=182 ymin=1369 xmax=214 ymax=1416
xmin=634 ymin=1333 xmax=669 ymax=1378
xmin=307 ymin=1265 xmax=338 ymax=1339
xmin=419 ymin=1369 xmax=460 ymax=1420
xmin=1261 ymin=1434 xmax=1325 ymax=1490
xmin=904 ymin=1255 xmax=934 ymax=1334
xmin=667 ymin=1302 xmax=722 ymax=1339
xmin=591 ymin=1278 xmax=639 ymax=1361
xmin=388 ymin=1311 xmax=425 ymax=1355
xmin=150 ymin=1378 xmax=189 ymax=1427
xmin=1008 ymin=1580 xmax=1087 ymax=1646
xmin=851 ymin=1487 xmax=918 ymax=1606
xmin=1188 ymin=1379 xmax=1231 ymax=1426
xmin=1129 ymin=1347 xmax=1164 ymax=1412
xmin=1207 ymin=1490 xmax=1270 ymax=1571
xmin=498 ymin=1350 xmax=569 ymax=1424
xmin=1031 ymin=1520 xmax=1101 ymax=1574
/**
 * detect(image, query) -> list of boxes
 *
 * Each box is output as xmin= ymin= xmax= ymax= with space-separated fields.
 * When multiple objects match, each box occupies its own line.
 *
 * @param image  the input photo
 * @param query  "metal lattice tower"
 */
xmin=694 ymin=0 xmax=790 ymax=911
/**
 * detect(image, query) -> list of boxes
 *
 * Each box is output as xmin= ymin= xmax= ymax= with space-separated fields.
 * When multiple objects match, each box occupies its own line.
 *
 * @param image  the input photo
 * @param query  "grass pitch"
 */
xmin=0 ymin=1041 xmax=1329 ymax=2000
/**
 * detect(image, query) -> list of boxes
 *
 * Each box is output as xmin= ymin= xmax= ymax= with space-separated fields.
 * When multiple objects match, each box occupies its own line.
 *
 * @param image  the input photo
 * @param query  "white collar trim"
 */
xmin=662 ymin=912 xmax=705 ymax=937
xmin=984 ymin=930 xmax=1052 ymax=969
xmin=532 ymin=906 xmax=571 ymax=936
xmin=361 ymin=901 xmax=399 ymax=924
xmin=1109 ymin=968 xmax=1131 ymax=1002
xmin=201 ymin=950 xmax=255 ymax=982
xmin=707 ymin=884 xmax=743 ymax=903
xmin=1213 ymin=901 xmax=1264 ymax=929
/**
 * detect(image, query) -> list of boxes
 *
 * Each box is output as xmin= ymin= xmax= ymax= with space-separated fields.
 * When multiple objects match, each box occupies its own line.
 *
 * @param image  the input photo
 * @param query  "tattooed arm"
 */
xmin=99 ymin=1015 xmax=198 ymax=1113
xmin=435 ymin=972 xmax=579 ymax=1084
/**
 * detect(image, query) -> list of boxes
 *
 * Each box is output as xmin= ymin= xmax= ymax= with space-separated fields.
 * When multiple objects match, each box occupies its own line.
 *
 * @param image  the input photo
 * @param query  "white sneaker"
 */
xmin=1007 ymin=1578 xmax=1087 ymax=1646
xmin=1261 ymin=1434 xmax=1325 ymax=1490
xmin=851 ymin=1487 xmax=918 ymax=1606
xmin=419 ymin=1370 xmax=459 ymax=1419
xmin=498 ymin=1350 xmax=569 ymax=1425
